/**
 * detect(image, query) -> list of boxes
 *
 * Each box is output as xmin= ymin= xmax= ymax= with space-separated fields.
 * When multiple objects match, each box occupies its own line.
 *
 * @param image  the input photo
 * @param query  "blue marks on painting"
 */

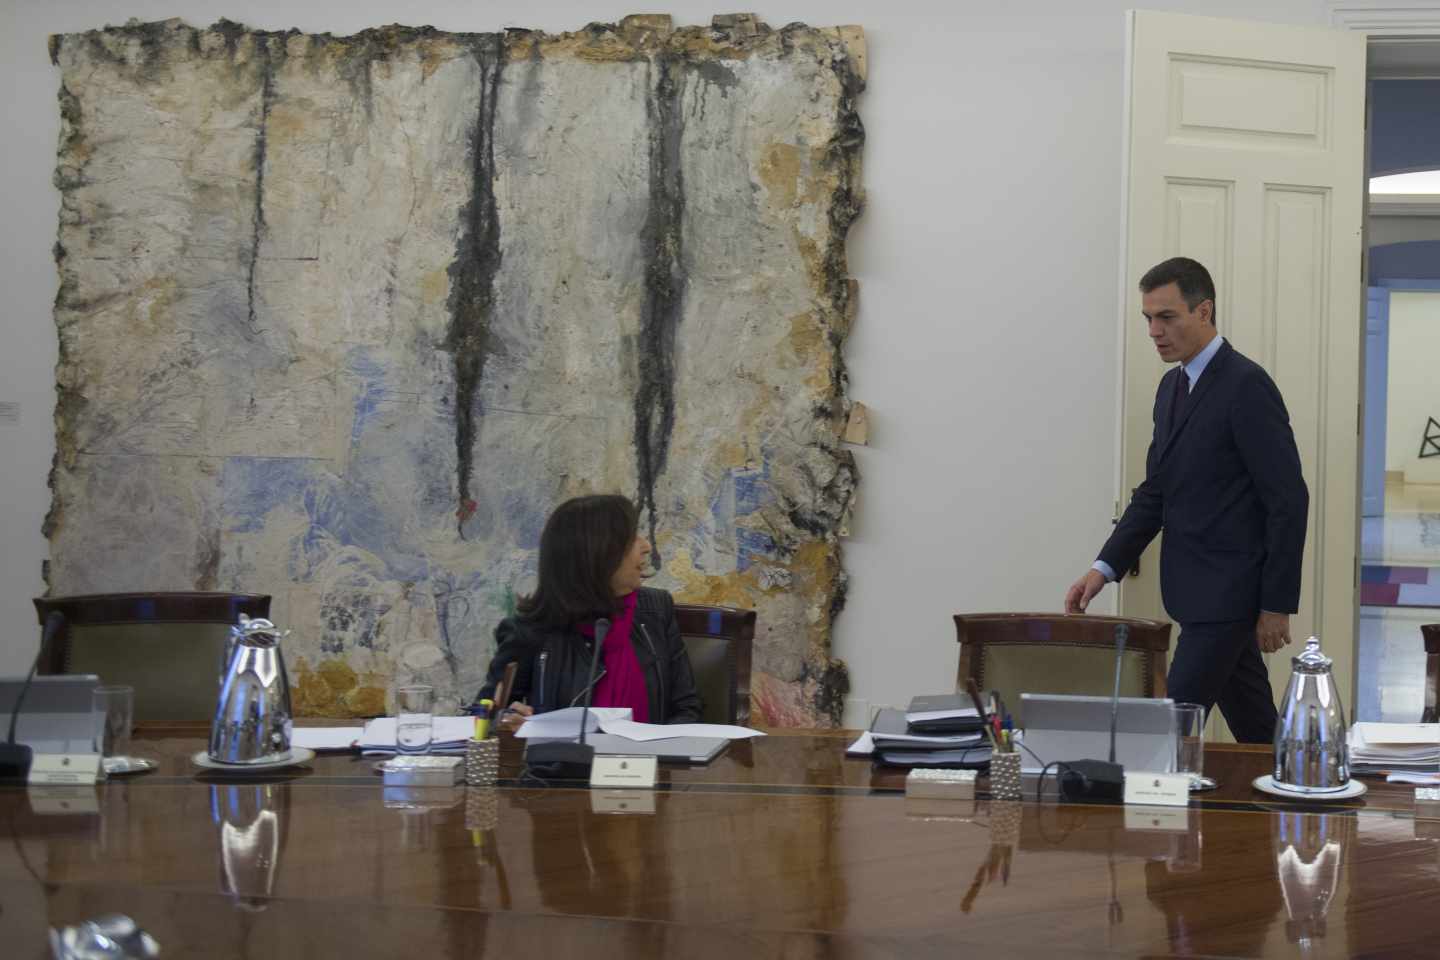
xmin=508 ymin=488 xmax=549 ymax=551
xmin=222 ymin=457 xmax=316 ymax=534
xmin=345 ymin=347 xmax=390 ymax=457
xmin=686 ymin=462 xmax=778 ymax=574
xmin=733 ymin=463 xmax=769 ymax=516
xmin=736 ymin=528 xmax=776 ymax=572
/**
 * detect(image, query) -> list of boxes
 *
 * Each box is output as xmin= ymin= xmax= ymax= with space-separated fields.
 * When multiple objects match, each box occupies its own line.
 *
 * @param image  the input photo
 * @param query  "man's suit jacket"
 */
xmin=1098 ymin=339 xmax=1308 ymax=624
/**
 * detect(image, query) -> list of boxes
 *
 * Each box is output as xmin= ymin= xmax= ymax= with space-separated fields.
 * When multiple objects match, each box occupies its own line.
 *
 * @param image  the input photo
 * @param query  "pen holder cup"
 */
xmin=987 ymin=798 xmax=1023 ymax=846
xmin=465 ymin=738 xmax=500 ymax=787
xmin=465 ymin=786 xmax=499 ymax=831
xmin=988 ymin=751 xmax=1023 ymax=802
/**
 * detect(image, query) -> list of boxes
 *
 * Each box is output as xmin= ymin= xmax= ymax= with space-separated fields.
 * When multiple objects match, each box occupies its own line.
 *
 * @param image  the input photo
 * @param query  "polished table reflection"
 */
xmin=4 ymin=730 xmax=1440 ymax=959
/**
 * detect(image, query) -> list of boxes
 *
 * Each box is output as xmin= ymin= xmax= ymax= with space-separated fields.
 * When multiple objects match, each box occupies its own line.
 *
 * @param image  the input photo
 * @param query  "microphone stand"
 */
xmin=524 ymin=618 xmax=608 ymax=781
xmin=1 ymin=612 xmax=66 ymax=779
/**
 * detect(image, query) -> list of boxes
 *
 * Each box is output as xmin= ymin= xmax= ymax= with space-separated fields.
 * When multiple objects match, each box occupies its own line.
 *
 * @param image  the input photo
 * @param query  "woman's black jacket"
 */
xmin=476 ymin=587 xmax=702 ymax=723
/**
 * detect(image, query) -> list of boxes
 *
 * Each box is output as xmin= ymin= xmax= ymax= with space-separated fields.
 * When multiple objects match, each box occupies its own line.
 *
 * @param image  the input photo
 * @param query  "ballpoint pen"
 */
xmin=966 ymin=680 xmax=999 ymax=751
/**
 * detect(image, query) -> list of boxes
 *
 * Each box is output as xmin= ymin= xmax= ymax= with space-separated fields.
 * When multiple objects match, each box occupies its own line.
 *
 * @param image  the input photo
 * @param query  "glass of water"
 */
xmin=1173 ymin=702 xmax=1216 ymax=791
xmin=395 ymin=684 xmax=434 ymax=754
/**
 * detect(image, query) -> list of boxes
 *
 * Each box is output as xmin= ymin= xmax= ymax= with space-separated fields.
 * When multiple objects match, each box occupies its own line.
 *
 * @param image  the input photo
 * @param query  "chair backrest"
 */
xmin=1423 ymin=624 xmax=1440 ymax=723
xmin=953 ymin=613 xmax=1173 ymax=727
xmin=33 ymin=593 xmax=271 ymax=723
xmin=674 ymin=603 xmax=755 ymax=726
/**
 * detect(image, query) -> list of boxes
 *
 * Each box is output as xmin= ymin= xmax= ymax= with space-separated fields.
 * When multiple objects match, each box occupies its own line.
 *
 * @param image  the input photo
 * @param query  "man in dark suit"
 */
xmin=1064 ymin=257 xmax=1308 ymax=743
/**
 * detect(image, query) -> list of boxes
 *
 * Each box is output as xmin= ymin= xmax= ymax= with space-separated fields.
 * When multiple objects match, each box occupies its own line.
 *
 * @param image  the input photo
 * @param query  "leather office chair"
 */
xmin=1423 ymin=624 xmax=1440 ymax=723
xmin=33 ymin=592 xmax=271 ymax=723
xmin=675 ymin=603 xmax=755 ymax=725
xmin=954 ymin=612 xmax=1173 ymax=727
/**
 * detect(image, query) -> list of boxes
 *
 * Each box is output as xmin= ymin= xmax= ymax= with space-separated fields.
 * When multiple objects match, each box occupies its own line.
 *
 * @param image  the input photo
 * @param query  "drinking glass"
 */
xmin=396 ymin=684 xmax=435 ymax=754
xmin=1173 ymin=702 xmax=1216 ymax=791
xmin=93 ymin=685 xmax=134 ymax=759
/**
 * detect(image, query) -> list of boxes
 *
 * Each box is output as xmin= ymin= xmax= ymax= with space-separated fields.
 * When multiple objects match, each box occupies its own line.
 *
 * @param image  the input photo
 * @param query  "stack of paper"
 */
xmin=360 ymin=716 xmax=484 ymax=755
xmin=514 ymin=706 xmax=765 ymax=742
xmin=514 ymin=707 xmax=631 ymax=739
xmin=1348 ymin=722 xmax=1440 ymax=775
xmin=847 ymin=708 xmax=989 ymax=768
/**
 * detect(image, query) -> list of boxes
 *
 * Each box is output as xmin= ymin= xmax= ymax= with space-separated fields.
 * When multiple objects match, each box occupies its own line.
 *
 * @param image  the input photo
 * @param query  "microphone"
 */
xmin=524 ymin=617 xmax=609 ymax=781
xmin=1058 ymin=621 xmax=1129 ymax=802
xmin=0 ymin=611 xmax=66 ymax=779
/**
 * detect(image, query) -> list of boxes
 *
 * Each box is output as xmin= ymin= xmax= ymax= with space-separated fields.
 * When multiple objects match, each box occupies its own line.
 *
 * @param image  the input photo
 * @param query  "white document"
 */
xmin=846 ymin=732 xmax=875 ymax=756
xmin=597 ymin=718 xmax=765 ymax=742
xmin=1354 ymin=723 xmax=1440 ymax=745
xmin=1387 ymin=771 xmax=1440 ymax=785
xmin=291 ymin=727 xmax=364 ymax=751
xmin=514 ymin=707 xmax=632 ymax=739
xmin=361 ymin=716 xmax=481 ymax=749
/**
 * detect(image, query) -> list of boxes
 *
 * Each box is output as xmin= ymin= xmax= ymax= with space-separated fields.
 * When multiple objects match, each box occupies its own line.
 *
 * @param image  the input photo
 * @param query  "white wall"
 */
xmin=0 ymin=0 xmax=1331 ymax=708
xmin=1386 ymin=291 xmax=1440 ymax=475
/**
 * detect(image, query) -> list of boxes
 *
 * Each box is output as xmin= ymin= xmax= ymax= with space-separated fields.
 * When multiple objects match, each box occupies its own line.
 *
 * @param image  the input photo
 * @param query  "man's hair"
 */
xmin=1139 ymin=257 xmax=1217 ymax=326
xmin=516 ymin=494 xmax=640 ymax=626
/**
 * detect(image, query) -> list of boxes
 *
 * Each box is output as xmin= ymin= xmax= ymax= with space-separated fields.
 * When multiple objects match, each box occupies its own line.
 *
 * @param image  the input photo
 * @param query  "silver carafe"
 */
xmin=1273 ymin=636 xmax=1350 ymax=793
xmin=1273 ymin=811 xmax=1352 ymax=954
xmin=209 ymin=615 xmax=293 ymax=764
xmin=213 ymin=782 xmax=289 ymax=910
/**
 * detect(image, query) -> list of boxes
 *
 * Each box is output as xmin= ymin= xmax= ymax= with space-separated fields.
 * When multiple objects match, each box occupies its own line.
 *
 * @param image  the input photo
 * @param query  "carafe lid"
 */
xmin=232 ymin=613 xmax=286 ymax=648
xmin=1291 ymin=636 xmax=1331 ymax=674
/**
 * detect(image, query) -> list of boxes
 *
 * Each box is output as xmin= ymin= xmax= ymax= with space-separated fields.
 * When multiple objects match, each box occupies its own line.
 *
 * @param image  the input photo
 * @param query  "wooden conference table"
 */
xmin=3 ymin=728 xmax=1439 ymax=959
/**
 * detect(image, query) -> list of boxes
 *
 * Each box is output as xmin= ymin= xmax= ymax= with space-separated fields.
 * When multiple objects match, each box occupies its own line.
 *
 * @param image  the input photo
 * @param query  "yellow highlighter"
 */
xmin=476 ymin=698 xmax=494 ymax=740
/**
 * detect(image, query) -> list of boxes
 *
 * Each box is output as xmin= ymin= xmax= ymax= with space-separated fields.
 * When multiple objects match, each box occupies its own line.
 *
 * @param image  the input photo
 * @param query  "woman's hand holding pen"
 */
xmin=498 ymin=702 xmax=533 ymax=731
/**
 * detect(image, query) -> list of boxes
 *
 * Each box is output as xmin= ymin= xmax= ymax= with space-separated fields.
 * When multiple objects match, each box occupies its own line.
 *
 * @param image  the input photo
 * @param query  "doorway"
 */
xmin=1355 ymin=41 xmax=1440 ymax=722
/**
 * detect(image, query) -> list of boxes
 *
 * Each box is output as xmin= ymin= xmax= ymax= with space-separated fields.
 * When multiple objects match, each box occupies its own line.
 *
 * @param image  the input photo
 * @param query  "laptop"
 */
xmin=1019 ymin=693 xmax=1176 ymax=775
xmin=526 ymin=733 xmax=729 ymax=764
xmin=0 ymin=675 xmax=101 ymax=755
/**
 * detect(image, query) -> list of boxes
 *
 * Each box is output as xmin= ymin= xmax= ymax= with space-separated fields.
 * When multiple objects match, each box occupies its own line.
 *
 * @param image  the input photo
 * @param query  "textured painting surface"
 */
xmin=46 ymin=16 xmax=863 ymax=724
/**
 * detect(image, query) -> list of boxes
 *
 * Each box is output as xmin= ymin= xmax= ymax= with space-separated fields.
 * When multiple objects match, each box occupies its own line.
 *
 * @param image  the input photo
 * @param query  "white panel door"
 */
xmin=1118 ymin=10 xmax=1366 ymax=732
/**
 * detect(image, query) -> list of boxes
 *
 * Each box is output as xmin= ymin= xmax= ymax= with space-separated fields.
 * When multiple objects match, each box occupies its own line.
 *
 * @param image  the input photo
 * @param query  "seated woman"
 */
xmin=478 ymin=494 xmax=701 ymax=727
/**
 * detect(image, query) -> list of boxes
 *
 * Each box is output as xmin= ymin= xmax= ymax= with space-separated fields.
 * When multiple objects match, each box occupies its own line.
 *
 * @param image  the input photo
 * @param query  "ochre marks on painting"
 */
xmin=785 ymin=312 xmax=833 ymax=392
xmin=291 ymin=655 xmax=389 ymax=717
xmin=420 ymin=268 xmax=449 ymax=305
xmin=758 ymin=143 xmax=830 ymax=211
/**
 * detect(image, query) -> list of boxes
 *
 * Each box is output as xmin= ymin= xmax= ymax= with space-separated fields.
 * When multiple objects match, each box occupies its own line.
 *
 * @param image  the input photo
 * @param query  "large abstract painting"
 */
xmin=46 ymin=15 xmax=863 ymax=725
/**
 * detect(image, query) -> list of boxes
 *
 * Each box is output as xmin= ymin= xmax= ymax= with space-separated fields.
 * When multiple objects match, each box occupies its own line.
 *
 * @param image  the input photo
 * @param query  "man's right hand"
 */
xmin=1065 ymin=569 xmax=1108 ymax=614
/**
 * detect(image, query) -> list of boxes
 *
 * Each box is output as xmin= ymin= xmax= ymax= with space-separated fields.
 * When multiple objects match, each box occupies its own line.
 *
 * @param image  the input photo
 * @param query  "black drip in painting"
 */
xmin=445 ymin=35 xmax=506 ymax=536
xmin=632 ymin=54 xmax=686 ymax=564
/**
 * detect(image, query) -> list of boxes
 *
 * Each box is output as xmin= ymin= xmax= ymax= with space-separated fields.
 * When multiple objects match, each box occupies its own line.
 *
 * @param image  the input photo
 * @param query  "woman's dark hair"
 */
xmin=517 ymin=494 xmax=640 ymax=626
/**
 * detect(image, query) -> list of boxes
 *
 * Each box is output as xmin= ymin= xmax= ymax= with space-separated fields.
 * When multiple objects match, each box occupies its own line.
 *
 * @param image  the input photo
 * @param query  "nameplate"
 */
xmin=591 ymin=789 xmax=657 ymax=815
xmin=1123 ymin=771 xmax=1190 ymax=807
xmin=28 ymin=785 xmax=99 ymax=815
xmin=1123 ymin=804 xmax=1191 ymax=832
xmin=589 ymin=755 xmax=657 ymax=789
xmin=28 ymin=753 xmax=101 ymax=786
